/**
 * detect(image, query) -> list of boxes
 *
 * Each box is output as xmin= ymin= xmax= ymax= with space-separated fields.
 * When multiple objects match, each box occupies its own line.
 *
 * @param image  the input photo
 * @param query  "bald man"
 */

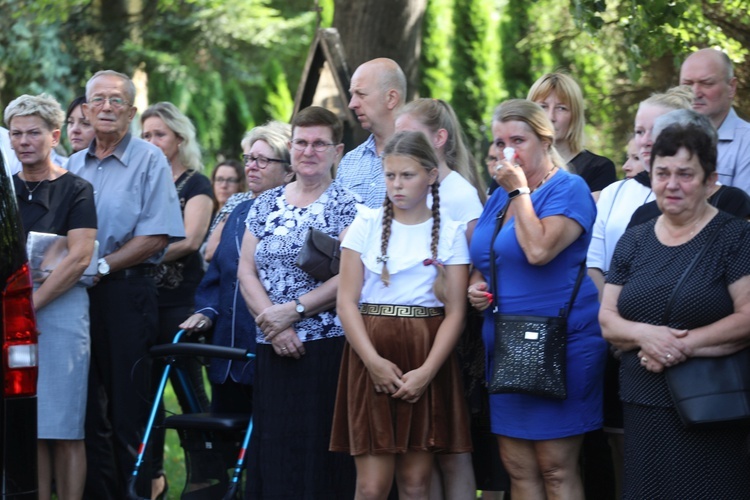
xmin=680 ymin=48 xmax=750 ymax=193
xmin=336 ymin=58 xmax=406 ymax=207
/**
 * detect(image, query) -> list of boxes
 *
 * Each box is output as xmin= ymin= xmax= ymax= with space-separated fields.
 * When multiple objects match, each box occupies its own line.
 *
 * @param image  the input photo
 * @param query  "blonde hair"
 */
xmin=527 ymin=72 xmax=585 ymax=154
xmin=4 ymin=93 xmax=65 ymax=131
xmin=398 ymin=98 xmax=487 ymax=203
xmin=379 ymin=130 xmax=448 ymax=303
xmin=641 ymin=85 xmax=694 ymax=111
xmin=492 ymin=99 xmax=565 ymax=168
xmin=141 ymin=102 xmax=203 ymax=171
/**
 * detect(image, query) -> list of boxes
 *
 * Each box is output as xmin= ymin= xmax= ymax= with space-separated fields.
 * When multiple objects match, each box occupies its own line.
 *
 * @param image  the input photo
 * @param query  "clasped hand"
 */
xmin=637 ymin=325 xmax=692 ymax=373
xmin=256 ymin=302 xmax=297 ymax=341
xmin=367 ymin=358 xmax=430 ymax=404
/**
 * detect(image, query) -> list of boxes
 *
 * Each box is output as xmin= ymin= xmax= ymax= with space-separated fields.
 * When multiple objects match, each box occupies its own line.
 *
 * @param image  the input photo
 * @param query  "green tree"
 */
xmin=420 ymin=0 xmax=455 ymax=101
xmin=451 ymin=0 xmax=500 ymax=149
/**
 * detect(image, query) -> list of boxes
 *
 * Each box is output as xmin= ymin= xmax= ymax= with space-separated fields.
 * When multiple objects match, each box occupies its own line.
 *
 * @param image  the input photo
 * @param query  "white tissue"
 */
xmin=503 ymin=147 xmax=515 ymax=162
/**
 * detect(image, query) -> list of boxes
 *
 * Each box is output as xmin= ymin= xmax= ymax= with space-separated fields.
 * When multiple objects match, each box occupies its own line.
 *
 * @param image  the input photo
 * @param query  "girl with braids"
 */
xmin=331 ymin=130 xmax=472 ymax=499
xmin=395 ymin=97 xmax=486 ymax=241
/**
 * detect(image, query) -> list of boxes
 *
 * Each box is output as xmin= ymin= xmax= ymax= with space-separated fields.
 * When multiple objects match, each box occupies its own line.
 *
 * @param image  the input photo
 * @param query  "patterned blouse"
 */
xmin=246 ymin=181 xmax=359 ymax=343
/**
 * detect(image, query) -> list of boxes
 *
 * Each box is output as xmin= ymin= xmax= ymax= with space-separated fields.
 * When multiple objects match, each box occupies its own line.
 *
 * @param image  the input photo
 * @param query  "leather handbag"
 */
xmin=295 ymin=227 xmax=341 ymax=282
xmin=662 ymin=219 xmax=750 ymax=429
xmin=487 ymin=202 xmax=585 ymax=400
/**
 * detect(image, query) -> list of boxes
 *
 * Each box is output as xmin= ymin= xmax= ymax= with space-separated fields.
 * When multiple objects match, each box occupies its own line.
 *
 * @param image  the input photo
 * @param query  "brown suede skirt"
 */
xmin=330 ymin=308 xmax=472 ymax=456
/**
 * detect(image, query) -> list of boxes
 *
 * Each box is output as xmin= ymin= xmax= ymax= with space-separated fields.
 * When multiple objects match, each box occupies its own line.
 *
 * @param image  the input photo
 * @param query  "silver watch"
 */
xmin=97 ymin=257 xmax=110 ymax=276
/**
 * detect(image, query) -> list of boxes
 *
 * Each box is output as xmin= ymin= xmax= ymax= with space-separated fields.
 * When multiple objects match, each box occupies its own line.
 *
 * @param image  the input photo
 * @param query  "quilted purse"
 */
xmin=487 ymin=201 xmax=584 ymax=399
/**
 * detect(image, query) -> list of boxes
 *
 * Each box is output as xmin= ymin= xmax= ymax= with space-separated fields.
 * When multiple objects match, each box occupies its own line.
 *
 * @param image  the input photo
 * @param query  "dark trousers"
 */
xmin=83 ymin=275 xmax=159 ymax=499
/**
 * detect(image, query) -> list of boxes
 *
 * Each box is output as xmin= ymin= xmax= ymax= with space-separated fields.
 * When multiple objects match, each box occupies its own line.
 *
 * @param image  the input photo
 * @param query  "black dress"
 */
xmin=608 ymin=211 xmax=750 ymax=499
xmin=568 ymin=150 xmax=617 ymax=193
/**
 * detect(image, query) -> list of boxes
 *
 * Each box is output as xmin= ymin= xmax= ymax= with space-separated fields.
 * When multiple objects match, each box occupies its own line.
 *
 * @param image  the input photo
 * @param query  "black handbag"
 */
xmin=662 ymin=219 xmax=750 ymax=429
xmin=294 ymin=227 xmax=341 ymax=282
xmin=487 ymin=202 xmax=585 ymax=399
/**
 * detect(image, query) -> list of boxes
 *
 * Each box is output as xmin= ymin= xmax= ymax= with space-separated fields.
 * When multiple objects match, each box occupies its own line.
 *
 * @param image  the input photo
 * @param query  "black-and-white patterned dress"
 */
xmin=608 ymin=211 xmax=750 ymax=499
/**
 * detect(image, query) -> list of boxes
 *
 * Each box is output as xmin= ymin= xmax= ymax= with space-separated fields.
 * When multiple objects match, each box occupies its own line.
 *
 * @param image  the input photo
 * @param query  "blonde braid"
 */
xmin=379 ymin=197 xmax=394 ymax=286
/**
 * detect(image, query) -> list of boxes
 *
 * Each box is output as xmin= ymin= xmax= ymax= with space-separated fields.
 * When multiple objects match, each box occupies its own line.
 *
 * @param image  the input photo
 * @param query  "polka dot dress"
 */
xmin=608 ymin=211 xmax=750 ymax=498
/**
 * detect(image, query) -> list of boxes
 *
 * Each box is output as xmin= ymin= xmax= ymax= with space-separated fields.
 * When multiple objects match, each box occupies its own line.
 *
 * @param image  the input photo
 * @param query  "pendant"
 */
xmin=28 ymin=193 xmax=32 ymax=201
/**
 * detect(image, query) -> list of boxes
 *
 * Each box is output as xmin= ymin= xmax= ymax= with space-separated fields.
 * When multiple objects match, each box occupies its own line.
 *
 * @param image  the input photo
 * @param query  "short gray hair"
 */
xmin=241 ymin=120 xmax=292 ymax=172
xmin=653 ymin=109 xmax=717 ymax=147
xmin=86 ymin=70 xmax=136 ymax=104
xmin=4 ymin=93 xmax=65 ymax=130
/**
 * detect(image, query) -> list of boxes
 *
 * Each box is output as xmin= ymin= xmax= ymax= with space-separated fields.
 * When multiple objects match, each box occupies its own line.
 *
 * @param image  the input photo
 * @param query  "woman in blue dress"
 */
xmin=468 ymin=99 xmax=606 ymax=499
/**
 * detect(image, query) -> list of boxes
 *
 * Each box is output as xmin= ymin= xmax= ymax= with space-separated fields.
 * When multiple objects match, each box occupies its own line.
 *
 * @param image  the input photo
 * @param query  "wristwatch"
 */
xmin=294 ymin=298 xmax=306 ymax=318
xmin=508 ymin=187 xmax=531 ymax=200
xmin=97 ymin=257 xmax=110 ymax=276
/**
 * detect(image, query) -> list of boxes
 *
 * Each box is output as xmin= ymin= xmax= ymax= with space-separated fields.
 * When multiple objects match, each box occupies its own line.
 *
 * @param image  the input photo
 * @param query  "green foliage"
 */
xmin=420 ymin=0 xmax=455 ymax=101
xmin=0 ymin=3 xmax=75 ymax=109
xmin=498 ymin=0 xmax=533 ymax=100
xmin=263 ymin=59 xmax=295 ymax=122
xmin=450 ymin=0 xmax=500 ymax=148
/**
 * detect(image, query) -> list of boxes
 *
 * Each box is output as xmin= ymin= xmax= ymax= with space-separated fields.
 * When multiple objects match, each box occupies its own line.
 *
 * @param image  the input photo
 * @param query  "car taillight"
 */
xmin=2 ymin=263 xmax=38 ymax=397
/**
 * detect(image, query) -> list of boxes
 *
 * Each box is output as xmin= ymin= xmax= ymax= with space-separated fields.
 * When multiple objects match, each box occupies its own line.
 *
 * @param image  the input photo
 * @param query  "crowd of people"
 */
xmin=1 ymin=45 xmax=750 ymax=500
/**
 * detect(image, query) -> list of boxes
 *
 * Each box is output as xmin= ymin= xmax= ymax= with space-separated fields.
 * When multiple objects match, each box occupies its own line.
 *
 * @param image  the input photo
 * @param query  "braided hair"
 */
xmin=379 ymin=131 xmax=447 ymax=302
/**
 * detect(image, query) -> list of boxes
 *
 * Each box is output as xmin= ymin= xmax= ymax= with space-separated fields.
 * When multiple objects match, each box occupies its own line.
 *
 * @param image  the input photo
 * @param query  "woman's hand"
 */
xmin=365 ymin=357 xmax=404 ymax=395
xmin=271 ymin=327 xmax=305 ymax=359
xmin=636 ymin=326 xmax=691 ymax=372
xmin=493 ymin=158 xmax=528 ymax=193
xmin=468 ymin=281 xmax=492 ymax=311
xmin=256 ymin=303 xmax=298 ymax=341
xmin=179 ymin=313 xmax=212 ymax=333
xmin=392 ymin=366 xmax=431 ymax=404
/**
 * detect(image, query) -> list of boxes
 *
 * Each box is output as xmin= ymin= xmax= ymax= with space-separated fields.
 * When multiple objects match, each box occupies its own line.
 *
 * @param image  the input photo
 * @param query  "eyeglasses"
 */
xmin=215 ymin=176 xmax=240 ymax=185
xmin=88 ymin=96 xmax=129 ymax=108
xmin=291 ymin=139 xmax=336 ymax=152
xmin=242 ymin=154 xmax=285 ymax=169
xmin=485 ymin=155 xmax=499 ymax=164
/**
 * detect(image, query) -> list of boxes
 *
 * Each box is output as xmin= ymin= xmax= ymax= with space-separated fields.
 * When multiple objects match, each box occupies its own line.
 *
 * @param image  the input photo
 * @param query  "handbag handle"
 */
xmin=661 ymin=217 xmax=729 ymax=325
xmin=488 ymin=201 xmax=586 ymax=317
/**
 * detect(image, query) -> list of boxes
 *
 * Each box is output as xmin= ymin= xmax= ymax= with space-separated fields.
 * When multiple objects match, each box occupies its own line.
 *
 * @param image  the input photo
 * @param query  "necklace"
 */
xmin=532 ymin=166 xmax=557 ymax=193
xmin=20 ymin=177 xmax=45 ymax=201
xmin=659 ymin=210 xmax=706 ymax=241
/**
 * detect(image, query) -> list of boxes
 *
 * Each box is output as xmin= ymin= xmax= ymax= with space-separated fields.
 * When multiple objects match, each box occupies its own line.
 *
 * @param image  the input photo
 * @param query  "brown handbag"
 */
xmin=295 ymin=227 xmax=341 ymax=282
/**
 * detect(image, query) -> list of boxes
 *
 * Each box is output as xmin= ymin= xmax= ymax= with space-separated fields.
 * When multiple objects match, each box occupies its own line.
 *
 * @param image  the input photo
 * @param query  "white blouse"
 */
xmin=342 ymin=206 xmax=469 ymax=307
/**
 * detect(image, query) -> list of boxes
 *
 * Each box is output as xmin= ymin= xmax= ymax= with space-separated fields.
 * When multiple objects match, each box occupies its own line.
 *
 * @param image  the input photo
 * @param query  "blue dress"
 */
xmin=469 ymin=170 xmax=606 ymax=440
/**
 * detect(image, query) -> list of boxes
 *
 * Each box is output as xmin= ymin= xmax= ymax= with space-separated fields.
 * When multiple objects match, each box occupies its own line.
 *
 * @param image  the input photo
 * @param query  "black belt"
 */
xmin=105 ymin=264 xmax=156 ymax=281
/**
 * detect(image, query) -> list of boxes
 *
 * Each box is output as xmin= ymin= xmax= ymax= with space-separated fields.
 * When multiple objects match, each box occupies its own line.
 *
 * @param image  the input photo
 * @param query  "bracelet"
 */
xmin=508 ymin=187 xmax=531 ymax=200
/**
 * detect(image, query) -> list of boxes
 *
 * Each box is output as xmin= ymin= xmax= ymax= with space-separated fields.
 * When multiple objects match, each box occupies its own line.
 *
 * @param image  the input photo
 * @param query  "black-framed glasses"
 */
xmin=88 ymin=96 xmax=129 ymax=108
xmin=291 ymin=139 xmax=336 ymax=152
xmin=243 ymin=154 xmax=285 ymax=169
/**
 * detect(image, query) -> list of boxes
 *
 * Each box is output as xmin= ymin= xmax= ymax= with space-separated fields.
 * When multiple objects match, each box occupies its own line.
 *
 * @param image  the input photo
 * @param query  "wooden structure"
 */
xmin=293 ymin=28 xmax=362 ymax=150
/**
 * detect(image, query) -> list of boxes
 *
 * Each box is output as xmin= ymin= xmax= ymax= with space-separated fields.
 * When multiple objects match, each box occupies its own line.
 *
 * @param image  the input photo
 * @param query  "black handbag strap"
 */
xmin=661 ymin=217 xmax=729 ymax=324
xmin=488 ymin=201 xmax=586 ymax=318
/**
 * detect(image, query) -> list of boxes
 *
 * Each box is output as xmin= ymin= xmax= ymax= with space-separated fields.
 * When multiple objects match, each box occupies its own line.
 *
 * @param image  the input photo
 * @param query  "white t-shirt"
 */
xmin=429 ymin=170 xmax=483 ymax=224
xmin=587 ymin=178 xmax=655 ymax=273
xmin=342 ymin=205 xmax=469 ymax=307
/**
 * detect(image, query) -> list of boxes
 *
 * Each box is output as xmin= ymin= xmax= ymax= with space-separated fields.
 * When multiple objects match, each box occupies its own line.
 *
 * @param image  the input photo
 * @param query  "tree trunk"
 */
xmin=333 ymin=0 xmax=426 ymax=103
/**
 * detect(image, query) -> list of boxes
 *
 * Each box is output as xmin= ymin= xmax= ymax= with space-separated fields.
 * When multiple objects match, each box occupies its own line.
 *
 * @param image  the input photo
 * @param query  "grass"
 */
xmin=162 ymin=381 xmax=188 ymax=499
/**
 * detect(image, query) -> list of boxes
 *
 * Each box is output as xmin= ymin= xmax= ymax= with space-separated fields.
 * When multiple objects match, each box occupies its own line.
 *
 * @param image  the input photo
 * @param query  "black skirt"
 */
xmin=623 ymin=401 xmax=750 ymax=499
xmin=246 ymin=337 xmax=355 ymax=499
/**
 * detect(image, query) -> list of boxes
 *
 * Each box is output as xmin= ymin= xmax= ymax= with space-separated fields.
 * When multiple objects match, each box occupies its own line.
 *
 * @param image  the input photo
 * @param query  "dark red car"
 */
xmin=0 ymin=148 xmax=38 ymax=497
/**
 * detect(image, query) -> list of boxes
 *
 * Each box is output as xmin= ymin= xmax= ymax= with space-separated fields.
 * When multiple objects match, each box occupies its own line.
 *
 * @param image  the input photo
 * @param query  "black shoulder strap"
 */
xmin=489 ymin=200 xmax=586 ymax=318
xmin=661 ymin=217 xmax=730 ymax=324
